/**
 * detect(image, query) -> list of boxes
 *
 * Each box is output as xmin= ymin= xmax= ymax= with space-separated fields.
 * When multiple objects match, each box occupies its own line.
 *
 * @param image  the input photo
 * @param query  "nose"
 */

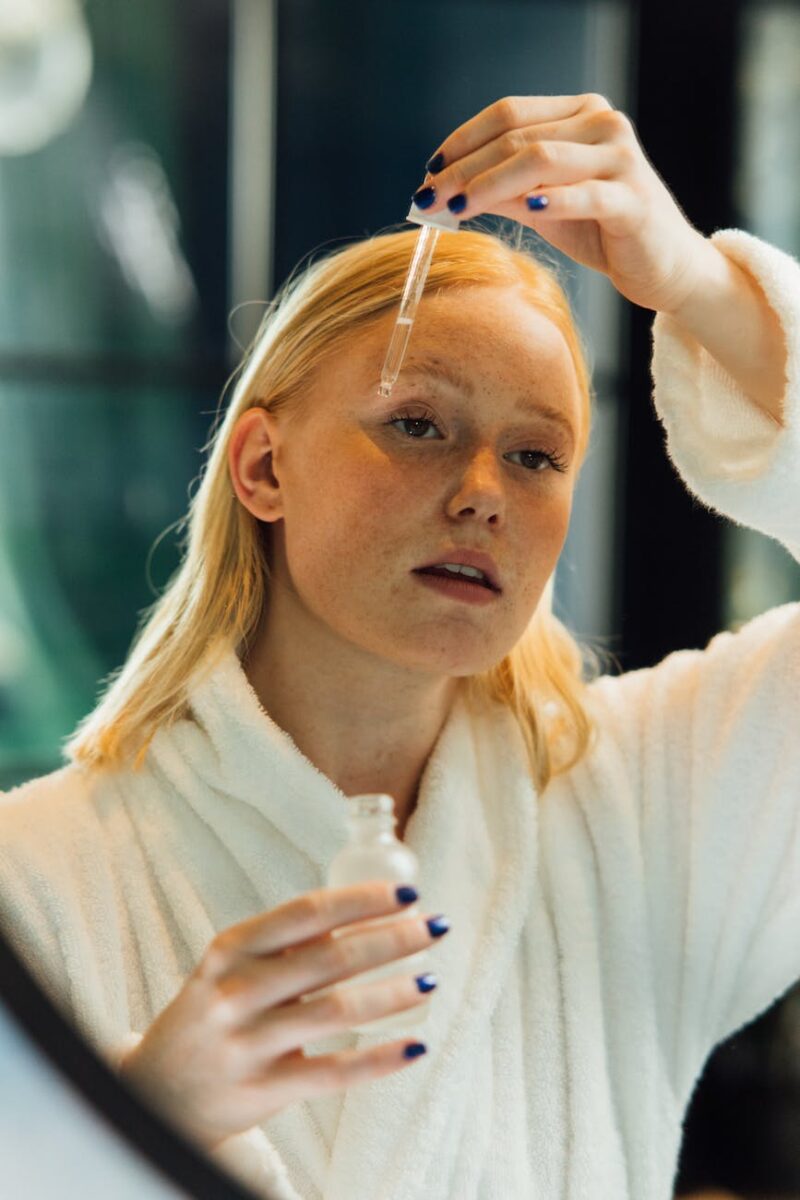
xmin=447 ymin=449 xmax=505 ymax=520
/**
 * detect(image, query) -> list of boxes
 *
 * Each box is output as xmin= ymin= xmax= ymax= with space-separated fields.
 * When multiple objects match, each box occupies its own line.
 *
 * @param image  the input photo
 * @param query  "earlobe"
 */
xmin=228 ymin=408 xmax=284 ymax=523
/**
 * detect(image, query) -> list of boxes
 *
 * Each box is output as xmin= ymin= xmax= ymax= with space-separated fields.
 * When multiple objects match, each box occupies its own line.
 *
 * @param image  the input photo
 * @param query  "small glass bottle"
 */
xmin=325 ymin=793 xmax=430 ymax=1036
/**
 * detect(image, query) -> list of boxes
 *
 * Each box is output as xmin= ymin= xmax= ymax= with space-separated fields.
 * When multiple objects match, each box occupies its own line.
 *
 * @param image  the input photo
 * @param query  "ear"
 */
xmin=228 ymin=408 xmax=283 ymax=523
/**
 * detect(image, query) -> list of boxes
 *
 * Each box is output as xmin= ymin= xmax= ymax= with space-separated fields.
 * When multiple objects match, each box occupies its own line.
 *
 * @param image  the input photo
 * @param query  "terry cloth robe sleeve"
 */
xmin=587 ymin=227 xmax=800 ymax=1108
xmin=0 ymin=771 xmax=303 ymax=1200
xmin=0 ymin=766 xmax=123 ymax=1044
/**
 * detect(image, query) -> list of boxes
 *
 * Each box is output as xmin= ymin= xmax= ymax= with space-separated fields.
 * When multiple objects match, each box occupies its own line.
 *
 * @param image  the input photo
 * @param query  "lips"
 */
xmin=416 ymin=566 xmax=495 ymax=591
xmin=413 ymin=550 xmax=502 ymax=593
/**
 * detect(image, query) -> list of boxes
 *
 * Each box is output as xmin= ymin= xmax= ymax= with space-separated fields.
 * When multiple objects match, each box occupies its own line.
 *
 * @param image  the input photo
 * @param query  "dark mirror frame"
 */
xmin=0 ymin=919 xmax=268 ymax=1200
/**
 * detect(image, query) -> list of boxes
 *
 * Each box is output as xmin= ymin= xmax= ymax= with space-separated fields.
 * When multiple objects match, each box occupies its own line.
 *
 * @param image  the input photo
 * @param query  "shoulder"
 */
xmin=1 ymin=761 xmax=99 ymax=819
xmin=587 ymin=602 xmax=800 ymax=703
xmin=583 ymin=600 xmax=800 ymax=769
xmin=0 ymin=763 xmax=111 ymax=873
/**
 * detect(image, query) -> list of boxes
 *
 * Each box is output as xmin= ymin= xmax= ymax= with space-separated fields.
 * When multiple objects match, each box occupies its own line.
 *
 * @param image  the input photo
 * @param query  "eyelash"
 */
xmin=386 ymin=409 xmax=570 ymax=474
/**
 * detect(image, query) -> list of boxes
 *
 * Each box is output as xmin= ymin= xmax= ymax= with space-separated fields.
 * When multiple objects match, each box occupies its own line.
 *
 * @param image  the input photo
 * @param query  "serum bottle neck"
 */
xmin=344 ymin=794 xmax=399 ymax=844
xmin=346 ymin=820 xmax=397 ymax=845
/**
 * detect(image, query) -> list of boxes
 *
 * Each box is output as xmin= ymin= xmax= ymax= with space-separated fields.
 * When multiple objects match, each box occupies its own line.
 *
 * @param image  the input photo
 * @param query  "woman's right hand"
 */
xmin=117 ymin=881 xmax=448 ymax=1151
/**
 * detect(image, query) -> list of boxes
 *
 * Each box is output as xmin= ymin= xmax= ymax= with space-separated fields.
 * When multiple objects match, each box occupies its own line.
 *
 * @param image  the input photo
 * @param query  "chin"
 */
xmin=392 ymin=641 xmax=509 ymax=678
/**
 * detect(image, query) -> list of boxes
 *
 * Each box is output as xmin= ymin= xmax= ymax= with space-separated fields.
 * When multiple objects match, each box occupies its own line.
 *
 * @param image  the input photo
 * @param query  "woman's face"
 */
xmin=237 ymin=284 xmax=582 ymax=680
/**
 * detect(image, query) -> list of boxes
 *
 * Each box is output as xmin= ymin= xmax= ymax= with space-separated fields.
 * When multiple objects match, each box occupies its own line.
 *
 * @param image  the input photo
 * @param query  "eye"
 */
xmin=389 ymin=412 xmax=441 ymax=440
xmin=386 ymin=409 xmax=570 ymax=473
xmin=516 ymin=447 xmax=570 ymax=472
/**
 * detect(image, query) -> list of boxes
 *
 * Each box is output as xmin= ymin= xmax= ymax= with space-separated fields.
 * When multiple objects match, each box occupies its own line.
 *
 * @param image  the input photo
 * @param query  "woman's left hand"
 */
xmin=414 ymin=93 xmax=714 ymax=315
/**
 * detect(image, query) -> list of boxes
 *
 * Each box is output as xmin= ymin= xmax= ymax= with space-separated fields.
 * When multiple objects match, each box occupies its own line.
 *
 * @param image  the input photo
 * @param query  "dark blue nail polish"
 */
xmin=415 ymin=973 xmax=438 ymax=993
xmin=447 ymin=193 xmax=467 ymax=214
xmin=403 ymin=1042 xmax=428 ymax=1059
xmin=412 ymin=185 xmax=436 ymax=209
xmin=425 ymin=152 xmax=445 ymax=174
xmin=396 ymin=885 xmax=418 ymax=905
xmin=526 ymin=195 xmax=549 ymax=210
xmin=426 ymin=915 xmax=450 ymax=938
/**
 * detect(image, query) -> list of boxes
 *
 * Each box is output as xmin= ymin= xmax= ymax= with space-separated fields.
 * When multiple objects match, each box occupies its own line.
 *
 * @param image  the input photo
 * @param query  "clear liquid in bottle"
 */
xmin=323 ymin=793 xmax=430 ymax=1036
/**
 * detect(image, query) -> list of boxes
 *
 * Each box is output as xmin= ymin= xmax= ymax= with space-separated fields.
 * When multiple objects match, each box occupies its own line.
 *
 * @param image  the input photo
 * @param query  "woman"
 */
xmin=1 ymin=94 xmax=798 ymax=1200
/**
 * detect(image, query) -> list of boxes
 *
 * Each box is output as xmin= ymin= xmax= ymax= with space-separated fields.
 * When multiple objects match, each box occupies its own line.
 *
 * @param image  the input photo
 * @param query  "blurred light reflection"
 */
xmin=0 ymin=0 xmax=93 ymax=155
xmin=92 ymin=143 xmax=198 ymax=324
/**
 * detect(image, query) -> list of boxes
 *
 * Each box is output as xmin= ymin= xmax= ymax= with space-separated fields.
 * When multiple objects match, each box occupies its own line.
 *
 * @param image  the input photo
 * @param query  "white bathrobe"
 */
xmin=2 ymin=227 xmax=800 ymax=1200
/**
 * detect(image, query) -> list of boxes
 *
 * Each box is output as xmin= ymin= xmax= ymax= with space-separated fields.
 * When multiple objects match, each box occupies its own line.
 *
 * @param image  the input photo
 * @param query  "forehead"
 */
xmin=365 ymin=286 xmax=576 ymax=380
xmin=373 ymin=284 xmax=567 ymax=347
xmin=360 ymin=286 xmax=581 ymax=435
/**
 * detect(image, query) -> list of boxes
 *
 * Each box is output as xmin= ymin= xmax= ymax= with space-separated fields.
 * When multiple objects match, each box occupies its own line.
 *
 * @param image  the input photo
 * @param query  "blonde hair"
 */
xmin=65 ymin=223 xmax=616 ymax=795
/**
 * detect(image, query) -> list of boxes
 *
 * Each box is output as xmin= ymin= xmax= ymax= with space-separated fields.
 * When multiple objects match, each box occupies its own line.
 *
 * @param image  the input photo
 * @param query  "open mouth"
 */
xmin=412 ymin=568 xmax=500 ymax=603
xmin=414 ymin=566 xmax=498 ymax=592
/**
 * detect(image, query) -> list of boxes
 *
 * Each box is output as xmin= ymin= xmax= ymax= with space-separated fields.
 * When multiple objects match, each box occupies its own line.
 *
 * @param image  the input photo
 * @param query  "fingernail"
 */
xmin=396 ymin=885 xmax=418 ymax=905
xmin=425 ymin=151 xmax=445 ymax=174
xmin=415 ymin=973 xmax=438 ymax=993
xmin=426 ymin=915 xmax=450 ymax=938
xmin=526 ymin=195 xmax=549 ymax=210
xmin=403 ymin=1041 xmax=428 ymax=1059
xmin=412 ymin=185 xmax=436 ymax=209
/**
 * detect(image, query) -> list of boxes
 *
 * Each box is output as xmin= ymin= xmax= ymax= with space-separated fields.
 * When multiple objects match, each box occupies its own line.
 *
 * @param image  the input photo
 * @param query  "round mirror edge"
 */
xmin=0 ymin=919 xmax=263 ymax=1200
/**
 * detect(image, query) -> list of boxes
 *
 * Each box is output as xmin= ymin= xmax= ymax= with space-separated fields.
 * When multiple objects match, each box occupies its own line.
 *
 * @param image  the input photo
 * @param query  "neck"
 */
xmin=241 ymin=603 xmax=460 ymax=838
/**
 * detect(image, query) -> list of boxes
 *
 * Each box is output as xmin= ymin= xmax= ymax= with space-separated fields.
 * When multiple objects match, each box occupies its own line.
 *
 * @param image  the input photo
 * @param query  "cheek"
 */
xmin=329 ymin=446 xmax=409 ymax=530
xmin=515 ymin=491 xmax=572 ymax=577
xmin=287 ymin=442 xmax=413 ymax=587
xmin=342 ymin=475 xmax=421 ymax=582
xmin=547 ymin=495 xmax=573 ymax=548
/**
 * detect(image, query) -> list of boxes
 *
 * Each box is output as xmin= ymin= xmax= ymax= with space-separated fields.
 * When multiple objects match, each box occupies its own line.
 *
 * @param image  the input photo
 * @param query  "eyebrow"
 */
xmin=394 ymin=360 xmax=577 ymax=439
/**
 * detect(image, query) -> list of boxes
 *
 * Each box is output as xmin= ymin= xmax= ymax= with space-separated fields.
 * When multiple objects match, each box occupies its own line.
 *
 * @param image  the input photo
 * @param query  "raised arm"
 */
xmin=662 ymin=236 xmax=788 ymax=426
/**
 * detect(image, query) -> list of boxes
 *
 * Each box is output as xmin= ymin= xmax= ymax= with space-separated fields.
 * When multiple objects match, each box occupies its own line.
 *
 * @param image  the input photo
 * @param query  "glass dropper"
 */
xmin=378 ymin=201 xmax=462 ymax=399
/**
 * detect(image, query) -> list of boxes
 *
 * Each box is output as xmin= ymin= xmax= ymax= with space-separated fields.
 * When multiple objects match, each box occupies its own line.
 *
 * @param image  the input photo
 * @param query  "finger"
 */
xmin=234 ymin=971 xmax=432 ymax=1066
xmin=206 ymin=880 xmax=418 ymax=970
xmin=210 ymin=909 xmax=435 ymax=1019
xmin=246 ymin=1038 xmax=427 ymax=1107
xmin=515 ymin=178 xmax=642 ymax=235
xmin=428 ymin=140 xmax=629 ymax=221
xmin=420 ymin=107 xmax=629 ymax=197
xmin=424 ymin=92 xmax=611 ymax=175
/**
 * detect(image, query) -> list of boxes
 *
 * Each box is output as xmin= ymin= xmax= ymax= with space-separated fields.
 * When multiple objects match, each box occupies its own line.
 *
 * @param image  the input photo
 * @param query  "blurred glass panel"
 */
xmin=554 ymin=0 xmax=630 ymax=653
xmin=723 ymin=2 xmax=800 ymax=628
xmin=0 ymin=380 xmax=213 ymax=789
xmin=0 ymin=0 xmax=227 ymax=361
xmin=0 ymin=0 xmax=230 ymax=790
